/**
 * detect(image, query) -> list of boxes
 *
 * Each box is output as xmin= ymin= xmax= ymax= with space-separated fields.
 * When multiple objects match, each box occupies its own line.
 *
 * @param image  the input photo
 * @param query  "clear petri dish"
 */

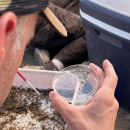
xmin=52 ymin=64 xmax=98 ymax=106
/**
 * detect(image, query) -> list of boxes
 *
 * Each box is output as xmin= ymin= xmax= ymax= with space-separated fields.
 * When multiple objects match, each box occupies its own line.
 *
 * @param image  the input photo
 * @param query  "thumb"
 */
xmin=49 ymin=91 xmax=71 ymax=116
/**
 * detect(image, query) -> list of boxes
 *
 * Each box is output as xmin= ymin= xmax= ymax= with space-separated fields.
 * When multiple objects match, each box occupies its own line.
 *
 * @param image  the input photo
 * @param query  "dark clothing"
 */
xmin=50 ymin=0 xmax=80 ymax=14
xmin=32 ymin=2 xmax=84 ymax=47
xmin=55 ymin=36 xmax=88 ymax=67
xmin=30 ymin=0 xmax=88 ymax=67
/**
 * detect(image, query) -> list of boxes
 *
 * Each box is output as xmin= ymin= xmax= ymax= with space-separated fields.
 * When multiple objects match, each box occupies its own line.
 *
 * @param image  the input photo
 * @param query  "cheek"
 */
xmin=26 ymin=24 xmax=35 ymax=38
xmin=23 ymin=28 xmax=34 ymax=45
xmin=23 ymin=19 xmax=38 ymax=45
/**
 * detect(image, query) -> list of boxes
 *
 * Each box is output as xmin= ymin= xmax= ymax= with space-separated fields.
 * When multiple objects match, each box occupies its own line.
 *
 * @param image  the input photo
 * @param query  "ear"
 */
xmin=0 ymin=12 xmax=17 ymax=60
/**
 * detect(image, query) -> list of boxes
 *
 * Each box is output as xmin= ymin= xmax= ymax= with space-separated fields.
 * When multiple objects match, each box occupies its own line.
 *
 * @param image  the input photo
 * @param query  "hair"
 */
xmin=11 ymin=15 xmax=28 ymax=53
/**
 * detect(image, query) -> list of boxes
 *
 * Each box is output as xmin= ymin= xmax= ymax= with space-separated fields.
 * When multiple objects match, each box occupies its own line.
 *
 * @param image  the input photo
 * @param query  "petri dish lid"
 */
xmin=52 ymin=64 xmax=98 ymax=105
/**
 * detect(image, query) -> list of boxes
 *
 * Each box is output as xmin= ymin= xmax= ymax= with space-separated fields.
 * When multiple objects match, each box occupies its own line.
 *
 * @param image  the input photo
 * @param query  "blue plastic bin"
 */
xmin=80 ymin=0 xmax=130 ymax=110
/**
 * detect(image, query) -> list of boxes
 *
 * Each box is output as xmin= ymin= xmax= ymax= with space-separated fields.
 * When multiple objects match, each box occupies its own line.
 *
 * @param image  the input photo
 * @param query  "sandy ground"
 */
xmin=21 ymin=48 xmax=130 ymax=130
xmin=115 ymin=108 xmax=130 ymax=130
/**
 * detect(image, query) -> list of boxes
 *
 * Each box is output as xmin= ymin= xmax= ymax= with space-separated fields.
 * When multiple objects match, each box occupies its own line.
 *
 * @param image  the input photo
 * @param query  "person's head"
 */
xmin=0 ymin=0 xmax=67 ymax=106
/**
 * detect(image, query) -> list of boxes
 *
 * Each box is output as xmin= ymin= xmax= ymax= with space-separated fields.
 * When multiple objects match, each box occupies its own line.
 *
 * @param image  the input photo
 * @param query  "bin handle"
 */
xmin=99 ymin=32 xmax=122 ymax=48
xmin=98 ymin=31 xmax=130 ymax=51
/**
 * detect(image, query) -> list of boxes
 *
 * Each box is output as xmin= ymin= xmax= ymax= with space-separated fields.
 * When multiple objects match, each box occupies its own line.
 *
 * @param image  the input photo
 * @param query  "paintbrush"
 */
xmin=17 ymin=70 xmax=40 ymax=95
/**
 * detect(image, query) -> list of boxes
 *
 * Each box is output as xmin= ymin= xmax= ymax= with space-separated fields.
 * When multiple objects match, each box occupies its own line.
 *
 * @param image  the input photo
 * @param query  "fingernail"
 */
xmin=105 ymin=59 xmax=109 ymax=62
xmin=89 ymin=63 xmax=93 ymax=66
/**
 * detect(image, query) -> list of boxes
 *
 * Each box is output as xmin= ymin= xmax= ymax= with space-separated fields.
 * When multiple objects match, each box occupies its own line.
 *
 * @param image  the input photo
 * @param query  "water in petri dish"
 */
xmin=56 ymin=89 xmax=75 ymax=98
xmin=81 ymin=80 xmax=93 ymax=94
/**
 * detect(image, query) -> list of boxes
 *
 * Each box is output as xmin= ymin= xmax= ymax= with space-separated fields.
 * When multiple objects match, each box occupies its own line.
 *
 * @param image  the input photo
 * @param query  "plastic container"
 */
xmin=80 ymin=0 xmax=130 ymax=109
xmin=52 ymin=64 xmax=98 ymax=106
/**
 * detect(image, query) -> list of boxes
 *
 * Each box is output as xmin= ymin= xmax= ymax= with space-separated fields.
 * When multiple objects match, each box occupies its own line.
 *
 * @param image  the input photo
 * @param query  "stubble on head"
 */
xmin=0 ymin=15 xmax=28 ymax=105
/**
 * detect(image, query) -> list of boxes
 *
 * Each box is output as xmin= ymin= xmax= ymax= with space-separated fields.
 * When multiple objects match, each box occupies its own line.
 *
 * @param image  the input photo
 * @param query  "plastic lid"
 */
xmin=89 ymin=0 xmax=130 ymax=17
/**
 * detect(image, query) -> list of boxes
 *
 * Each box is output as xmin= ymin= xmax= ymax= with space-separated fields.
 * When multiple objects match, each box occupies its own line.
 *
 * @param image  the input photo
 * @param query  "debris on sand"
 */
xmin=0 ymin=87 xmax=65 ymax=130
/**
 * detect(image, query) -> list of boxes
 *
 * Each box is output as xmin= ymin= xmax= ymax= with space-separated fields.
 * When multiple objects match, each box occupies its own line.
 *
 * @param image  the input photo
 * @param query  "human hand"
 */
xmin=49 ymin=60 xmax=119 ymax=130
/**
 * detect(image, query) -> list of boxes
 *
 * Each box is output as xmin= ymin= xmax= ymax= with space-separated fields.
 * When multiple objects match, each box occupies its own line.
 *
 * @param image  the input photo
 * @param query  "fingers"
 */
xmin=102 ymin=60 xmax=118 ymax=92
xmin=89 ymin=60 xmax=118 ymax=106
xmin=89 ymin=63 xmax=105 ymax=88
xmin=89 ymin=60 xmax=118 ymax=93
xmin=103 ymin=60 xmax=116 ymax=76
xmin=49 ymin=91 xmax=72 ymax=117
xmin=86 ymin=60 xmax=118 ymax=113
